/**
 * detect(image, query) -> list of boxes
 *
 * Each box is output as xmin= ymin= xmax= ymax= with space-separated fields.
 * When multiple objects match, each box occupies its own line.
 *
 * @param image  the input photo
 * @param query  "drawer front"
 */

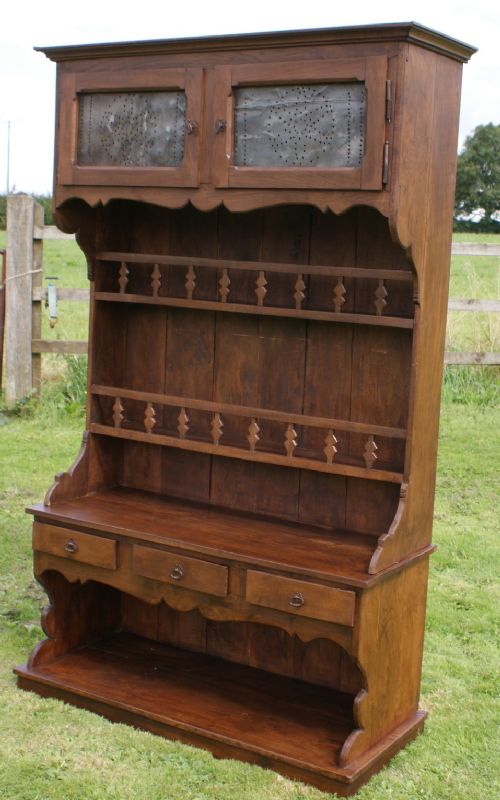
xmin=132 ymin=545 xmax=228 ymax=598
xmin=246 ymin=570 xmax=355 ymax=627
xmin=33 ymin=522 xmax=117 ymax=570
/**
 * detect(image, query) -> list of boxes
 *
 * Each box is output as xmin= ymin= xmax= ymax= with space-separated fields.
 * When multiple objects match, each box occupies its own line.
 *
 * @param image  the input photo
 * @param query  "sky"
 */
xmin=0 ymin=0 xmax=498 ymax=195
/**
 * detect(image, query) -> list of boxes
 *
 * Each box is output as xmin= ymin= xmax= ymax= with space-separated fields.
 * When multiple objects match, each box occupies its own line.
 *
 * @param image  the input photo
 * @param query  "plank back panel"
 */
xmin=162 ymin=207 xmax=218 ymax=502
xmin=121 ymin=205 xmax=170 ymax=492
xmin=91 ymin=202 xmax=410 ymax=536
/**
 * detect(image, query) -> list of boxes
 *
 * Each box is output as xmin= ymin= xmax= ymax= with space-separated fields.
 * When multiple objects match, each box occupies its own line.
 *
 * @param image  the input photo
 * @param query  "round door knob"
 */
xmin=170 ymin=563 xmax=184 ymax=581
xmin=289 ymin=591 xmax=305 ymax=609
xmin=64 ymin=539 xmax=78 ymax=554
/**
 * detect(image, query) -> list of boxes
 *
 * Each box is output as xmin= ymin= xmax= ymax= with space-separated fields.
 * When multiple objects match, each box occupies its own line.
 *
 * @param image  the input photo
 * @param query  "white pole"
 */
xmin=6 ymin=121 xmax=11 ymax=195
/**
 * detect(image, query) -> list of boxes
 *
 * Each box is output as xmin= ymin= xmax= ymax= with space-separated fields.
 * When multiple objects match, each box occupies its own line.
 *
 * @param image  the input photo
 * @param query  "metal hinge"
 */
xmin=382 ymin=141 xmax=390 ymax=185
xmin=385 ymin=80 xmax=393 ymax=123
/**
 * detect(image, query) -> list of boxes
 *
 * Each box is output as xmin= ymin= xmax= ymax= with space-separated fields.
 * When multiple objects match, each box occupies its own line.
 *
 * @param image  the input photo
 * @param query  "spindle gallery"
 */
xmin=15 ymin=23 xmax=475 ymax=795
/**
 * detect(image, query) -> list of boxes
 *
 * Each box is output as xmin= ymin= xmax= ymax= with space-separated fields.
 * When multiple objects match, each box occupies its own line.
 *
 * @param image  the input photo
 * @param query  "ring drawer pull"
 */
xmin=289 ymin=591 xmax=305 ymax=609
xmin=64 ymin=539 xmax=78 ymax=554
xmin=170 ymin=563 xmax=184 ymax=581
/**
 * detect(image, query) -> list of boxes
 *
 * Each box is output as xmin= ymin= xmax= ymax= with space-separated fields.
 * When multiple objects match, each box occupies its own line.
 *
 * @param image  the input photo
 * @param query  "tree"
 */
xmin=454 ymin=123 xmax=500 ymax=232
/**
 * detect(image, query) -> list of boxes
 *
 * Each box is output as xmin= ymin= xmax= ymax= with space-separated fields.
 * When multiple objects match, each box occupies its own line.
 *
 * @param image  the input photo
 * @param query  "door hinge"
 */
xmin=382 ymin=141 xmax=390 ymax=185
xmin=385 ymin=80 xmax=393 ymax=123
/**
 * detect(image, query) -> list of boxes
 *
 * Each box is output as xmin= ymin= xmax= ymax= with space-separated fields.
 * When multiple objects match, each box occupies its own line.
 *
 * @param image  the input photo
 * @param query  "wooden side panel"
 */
xmin=344 ymin=208 xmax=411 ymax=533
xmin=347 ymin=558 xmax=429 ymax=760
xmin=372 ymin=48 xmax=464 ymax=568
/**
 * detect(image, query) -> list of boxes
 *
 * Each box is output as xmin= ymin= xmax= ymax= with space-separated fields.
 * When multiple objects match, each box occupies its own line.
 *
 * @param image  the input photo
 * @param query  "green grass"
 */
xmin=453 ymin=232 xmax=500 ymax=243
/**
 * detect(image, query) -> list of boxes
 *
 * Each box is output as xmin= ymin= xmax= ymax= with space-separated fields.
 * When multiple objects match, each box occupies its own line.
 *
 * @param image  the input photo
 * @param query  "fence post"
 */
xmin=4 ymin=194 xmax=44 ymax=405
xmin=32 ymin=203 xmax=44 ymax=396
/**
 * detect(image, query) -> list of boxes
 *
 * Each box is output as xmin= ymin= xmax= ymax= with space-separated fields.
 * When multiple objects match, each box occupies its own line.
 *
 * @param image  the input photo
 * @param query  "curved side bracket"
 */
xmin=27 ymin=569 xmax=120 ymax=669
xmin=54 ymin=201 xmax=98 ymax=280
xmin=44 ymin=432 xmax=90 ymax=506
xmin=368 ymin=482 xmax=408 ymax=574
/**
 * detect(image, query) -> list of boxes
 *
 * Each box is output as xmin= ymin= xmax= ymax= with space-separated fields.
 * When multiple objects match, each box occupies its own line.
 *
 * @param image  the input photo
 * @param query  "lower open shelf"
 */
xmin=16 ymin=631 xmax=426 ymax=795
xmin=18 ymin=631 xmax=353 ymax=765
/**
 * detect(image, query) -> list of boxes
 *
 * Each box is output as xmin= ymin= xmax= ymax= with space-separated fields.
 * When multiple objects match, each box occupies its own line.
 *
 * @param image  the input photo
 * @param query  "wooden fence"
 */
xmin=2 ymin=195 xmax=499 ymax=404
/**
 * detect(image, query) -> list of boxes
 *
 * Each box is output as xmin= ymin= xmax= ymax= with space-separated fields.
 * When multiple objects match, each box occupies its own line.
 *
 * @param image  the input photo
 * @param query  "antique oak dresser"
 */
xmin=16 ymin=23 xmax=475 ymax=795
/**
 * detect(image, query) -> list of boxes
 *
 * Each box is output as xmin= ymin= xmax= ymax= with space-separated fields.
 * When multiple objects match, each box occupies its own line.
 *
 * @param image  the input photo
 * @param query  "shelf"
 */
xmin=90 ymin=424 xmax=404 ymax=484
xmin=16 ymin=631 xmax=355 ymax=782
xmin=16 ymin=631 xmax=428 ymax=795
xmin=29 ymin=487 xmax=378 ymax=587
xmin=96 ymin=250 xmax=415 ymax=283
xmin=92 ymin=384 xmax=407 ymax=440
xmin=94 ymin=291 xmax=414 ymax=329
xmin=93 ymin=249 xmax=415 ymax=330
xmin=90 ymin=385 xmax=406 ymax=485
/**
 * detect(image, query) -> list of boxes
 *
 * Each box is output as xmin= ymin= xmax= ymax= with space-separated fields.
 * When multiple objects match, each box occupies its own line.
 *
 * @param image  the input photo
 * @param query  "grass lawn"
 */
xmin=0 ymin=231 xmax=498 ymax=798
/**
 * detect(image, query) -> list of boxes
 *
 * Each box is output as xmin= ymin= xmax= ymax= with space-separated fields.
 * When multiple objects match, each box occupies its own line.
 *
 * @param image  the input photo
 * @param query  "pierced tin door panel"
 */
xmin=77 ymin=91 xmax=187 ymax=168
xmin=212 ymin=58 xmax=388 ymax=190
xmin=58 ymin=68 xmax=203 ymax=188
xmin=233 ymin=83 xmax=366 ymax=169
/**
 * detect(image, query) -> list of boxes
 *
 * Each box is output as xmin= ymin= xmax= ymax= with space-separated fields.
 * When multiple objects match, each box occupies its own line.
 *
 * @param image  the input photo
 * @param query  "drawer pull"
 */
xmin=64 ymin=539 xmax=78 ymax=554
xmin=186 ymin=119 xmax=198 ymax=135
xmin=215 ymin=118 xmax=226 ymax=134
xmin=170 ymin=563 xmax=184 ymax=581
xmin=289 ymin=591 xmax=305 ymax=609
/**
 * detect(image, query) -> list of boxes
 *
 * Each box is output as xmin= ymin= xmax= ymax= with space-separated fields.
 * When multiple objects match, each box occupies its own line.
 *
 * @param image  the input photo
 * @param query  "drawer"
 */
xmin=33 ymin=522 xmax=117 ymax=570
xmin=246 ymin=570 xmax=356 ymax=627
xmin=132 ymin=545 xmax=228 ymax=598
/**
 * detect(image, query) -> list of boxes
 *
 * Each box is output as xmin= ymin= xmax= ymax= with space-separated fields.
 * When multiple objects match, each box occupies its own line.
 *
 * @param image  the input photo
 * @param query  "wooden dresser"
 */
xmin=16 ymin=23 xmax=475 ymax=795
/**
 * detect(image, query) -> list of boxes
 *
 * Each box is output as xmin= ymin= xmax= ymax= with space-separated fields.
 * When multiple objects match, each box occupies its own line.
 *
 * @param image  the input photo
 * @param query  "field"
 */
xmin=0 ymin=233 xmax=498 ymax=799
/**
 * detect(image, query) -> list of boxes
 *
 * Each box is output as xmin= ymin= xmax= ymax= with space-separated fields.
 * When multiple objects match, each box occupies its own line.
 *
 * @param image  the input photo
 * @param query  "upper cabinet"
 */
xmin=212 ymin=57 xmax=388 ymax=190
xmin=57 ymin=67 xmax=203 ymax=187
xmin=38 ymin=23 xmax=476 ymax=210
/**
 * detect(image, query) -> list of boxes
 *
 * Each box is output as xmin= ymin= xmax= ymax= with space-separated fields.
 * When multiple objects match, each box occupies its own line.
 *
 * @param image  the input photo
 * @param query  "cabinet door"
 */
xmin=212 ymin=57 xmax=388 ymax=190
xmin=57 ymin=67 xmax=203 ymax=188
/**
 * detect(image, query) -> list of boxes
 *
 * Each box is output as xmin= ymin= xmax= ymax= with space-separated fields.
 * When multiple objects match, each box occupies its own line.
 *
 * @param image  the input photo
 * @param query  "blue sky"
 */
xmin=1 ymin=0 xmax=498 ymax=194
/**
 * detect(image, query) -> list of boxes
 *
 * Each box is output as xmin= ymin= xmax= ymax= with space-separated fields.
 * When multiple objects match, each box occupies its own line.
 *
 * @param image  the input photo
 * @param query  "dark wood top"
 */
xmin=28 ymin=487 xmax=433 ymax=588
xmin=35 ymin=22 xmax=476 ymax=63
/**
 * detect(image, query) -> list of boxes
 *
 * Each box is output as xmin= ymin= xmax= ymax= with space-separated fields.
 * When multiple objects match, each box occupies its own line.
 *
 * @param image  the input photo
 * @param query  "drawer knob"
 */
xmin=186 ymin=119 xmax=198 ymax=135
xmin=289 ymin=591 xmax=305 ymax=609
xmin=215 ymin=118 xmax=226 ymax=134
xmin=170 ymin=563 xmax=184 ymax=581
xmin=64 ymin=539 xmax=78 ymax=554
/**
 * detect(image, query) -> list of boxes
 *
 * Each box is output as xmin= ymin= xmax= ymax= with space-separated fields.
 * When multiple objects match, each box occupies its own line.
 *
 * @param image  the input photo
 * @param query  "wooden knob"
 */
xmin=289 ymin=591 xmax=305 ymax=609
xmin=64 ymin=539 xmax=78 ymax=554
xmin=170 ymin=564 xmax=184 ymax=581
